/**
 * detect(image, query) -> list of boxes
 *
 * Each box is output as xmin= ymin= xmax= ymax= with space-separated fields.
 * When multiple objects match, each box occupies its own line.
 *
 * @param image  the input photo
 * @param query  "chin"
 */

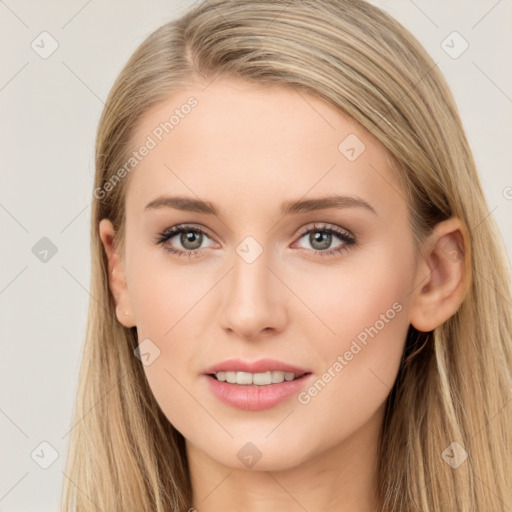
xmin=205 ymin=437 xmax=316 ymax=472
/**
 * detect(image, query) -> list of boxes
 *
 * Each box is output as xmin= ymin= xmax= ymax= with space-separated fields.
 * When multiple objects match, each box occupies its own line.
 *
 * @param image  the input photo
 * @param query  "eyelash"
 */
xmin=154 ymin=223 xmax=357 ymax=259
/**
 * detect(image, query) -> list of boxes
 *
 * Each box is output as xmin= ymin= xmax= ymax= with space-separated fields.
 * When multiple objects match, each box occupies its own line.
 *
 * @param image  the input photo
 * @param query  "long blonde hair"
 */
xmin=61 ymin=1 xmax=512 ymax=510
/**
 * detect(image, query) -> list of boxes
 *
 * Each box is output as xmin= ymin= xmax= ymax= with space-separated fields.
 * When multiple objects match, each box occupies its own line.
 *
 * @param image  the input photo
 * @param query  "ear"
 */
xmin=98 ymin=219 xmax=136 ymax=328
xmin=409 ymin=217 xmax=469 ymax=332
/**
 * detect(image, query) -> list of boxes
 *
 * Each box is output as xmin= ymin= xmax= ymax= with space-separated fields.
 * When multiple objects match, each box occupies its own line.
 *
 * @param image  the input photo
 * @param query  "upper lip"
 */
xmin=203 ymin=358 xmax=311 ymax=375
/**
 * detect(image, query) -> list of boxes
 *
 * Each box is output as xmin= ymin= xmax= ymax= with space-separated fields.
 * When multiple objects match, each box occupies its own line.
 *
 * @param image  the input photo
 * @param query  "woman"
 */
xmin=61 ymin=0 xmax=512 ymax=510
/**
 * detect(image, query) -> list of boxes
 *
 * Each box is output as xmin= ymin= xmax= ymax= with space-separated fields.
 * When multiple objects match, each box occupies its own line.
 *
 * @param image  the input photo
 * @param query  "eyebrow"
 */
xmin=144 ymin=194 xmax=377 ymax=216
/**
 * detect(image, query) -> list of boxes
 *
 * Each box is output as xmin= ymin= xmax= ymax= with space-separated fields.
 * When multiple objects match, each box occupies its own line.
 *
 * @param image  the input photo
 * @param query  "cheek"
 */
xmin=127 ymin=240 xmax=211 ymax=340
xmin=294 ymin=241 xmax=413 ymax=350
xmin=293 ymin=242 xmax=414 ymax=424
xmin=125 ymin=247 xmax=215 ymax=434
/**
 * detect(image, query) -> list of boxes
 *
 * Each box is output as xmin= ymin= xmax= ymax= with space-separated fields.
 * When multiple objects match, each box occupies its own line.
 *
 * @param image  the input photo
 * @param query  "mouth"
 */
xmin=208 ymin=370 xmax=312 ymax=386
xmin=204 ymin=370 xmax=315 ymax=411
xmin=202 ymin=358 xmax=313 ymax=410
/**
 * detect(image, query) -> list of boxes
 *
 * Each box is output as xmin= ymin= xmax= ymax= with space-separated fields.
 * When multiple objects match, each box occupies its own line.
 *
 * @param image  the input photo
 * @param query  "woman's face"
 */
xmin=108 ymin=78 xmax=419 ymax=471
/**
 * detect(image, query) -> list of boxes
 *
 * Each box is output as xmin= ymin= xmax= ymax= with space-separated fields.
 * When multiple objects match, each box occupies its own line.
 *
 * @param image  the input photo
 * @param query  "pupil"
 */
xmin=311 ymin=231 xmax=331 ymax=250
xmin=181 ymin=231 xmax=202 ymax=250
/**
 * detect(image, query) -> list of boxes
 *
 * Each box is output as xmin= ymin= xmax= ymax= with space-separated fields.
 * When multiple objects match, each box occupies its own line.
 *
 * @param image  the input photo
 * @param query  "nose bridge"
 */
xmin=232 ymin=243 xmax=269 ymax=300
xmin=219 ymin=237 xmax=286 ymax=338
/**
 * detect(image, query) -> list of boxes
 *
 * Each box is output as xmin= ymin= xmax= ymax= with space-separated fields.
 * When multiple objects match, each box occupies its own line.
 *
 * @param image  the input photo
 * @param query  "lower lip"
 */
xmin=204 ymin=373 xmax=313 ymax=411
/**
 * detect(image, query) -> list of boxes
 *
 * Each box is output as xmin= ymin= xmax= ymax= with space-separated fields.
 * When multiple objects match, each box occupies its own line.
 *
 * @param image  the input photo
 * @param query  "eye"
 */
xmin=293 ymin=223 xmax=356 ymax=257
xmin=155 ymin=222 xmax=357 ymax=258
xmin=154 ymin=224 xmax=215 ymax=258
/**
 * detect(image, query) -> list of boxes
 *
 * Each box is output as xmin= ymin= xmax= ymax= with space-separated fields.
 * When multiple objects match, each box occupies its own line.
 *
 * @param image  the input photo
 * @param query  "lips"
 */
xmin=203 ymin=358 xmax=314 ymax=410
xmin=204 ymin=371 xmax=314 ymax=411
xmin=203 ymin=358 xmax=311 ymax=376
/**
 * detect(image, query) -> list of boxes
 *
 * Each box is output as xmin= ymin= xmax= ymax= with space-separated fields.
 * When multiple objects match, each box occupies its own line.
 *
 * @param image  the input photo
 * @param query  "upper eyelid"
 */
xmin=296 ymin=222 xmax=353 ymax=237
xmin=161 ymin=223 xmax=214 ymax=238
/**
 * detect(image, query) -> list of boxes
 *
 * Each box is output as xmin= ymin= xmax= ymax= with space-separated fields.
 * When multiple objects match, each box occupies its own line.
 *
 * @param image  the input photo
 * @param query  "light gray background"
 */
xmin=1 ymin=1 xmax=511 ymax=510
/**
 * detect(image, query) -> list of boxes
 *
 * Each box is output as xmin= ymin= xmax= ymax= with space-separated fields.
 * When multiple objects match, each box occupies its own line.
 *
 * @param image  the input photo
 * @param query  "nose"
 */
xmin=218 ymin=247 xmax=287 ymax=341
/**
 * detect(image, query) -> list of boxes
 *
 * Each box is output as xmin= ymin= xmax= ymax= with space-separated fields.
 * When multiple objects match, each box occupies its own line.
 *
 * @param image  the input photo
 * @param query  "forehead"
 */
xmin=125 ymin=78 xmax=406 ymax=220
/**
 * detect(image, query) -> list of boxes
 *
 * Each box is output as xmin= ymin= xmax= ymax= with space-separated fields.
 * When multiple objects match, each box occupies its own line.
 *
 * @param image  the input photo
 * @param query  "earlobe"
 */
xmin=409 ymin=217 xmax=469 ymax=333
xmin=98 ymin=219 xmax=136 ymax=328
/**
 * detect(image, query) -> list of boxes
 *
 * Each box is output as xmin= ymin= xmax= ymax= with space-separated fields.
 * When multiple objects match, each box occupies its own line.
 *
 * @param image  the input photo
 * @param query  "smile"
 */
xmin=205 ymin=372 xmax=314 ymax=411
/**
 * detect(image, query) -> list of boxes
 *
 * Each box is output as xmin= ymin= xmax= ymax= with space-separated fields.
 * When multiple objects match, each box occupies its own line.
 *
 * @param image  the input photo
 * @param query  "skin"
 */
xmin=99 ymin=77 xmax=468 ymax=511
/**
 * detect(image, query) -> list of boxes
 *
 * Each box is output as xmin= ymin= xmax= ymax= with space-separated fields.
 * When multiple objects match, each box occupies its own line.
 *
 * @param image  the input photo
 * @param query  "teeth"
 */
xmin=214 ymin=371 xmax=301 ymax=385
xmin=225 ymin=371 xmax=236 ymax=383
xmin=253 ymin=372 xmax=272 ymax=385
